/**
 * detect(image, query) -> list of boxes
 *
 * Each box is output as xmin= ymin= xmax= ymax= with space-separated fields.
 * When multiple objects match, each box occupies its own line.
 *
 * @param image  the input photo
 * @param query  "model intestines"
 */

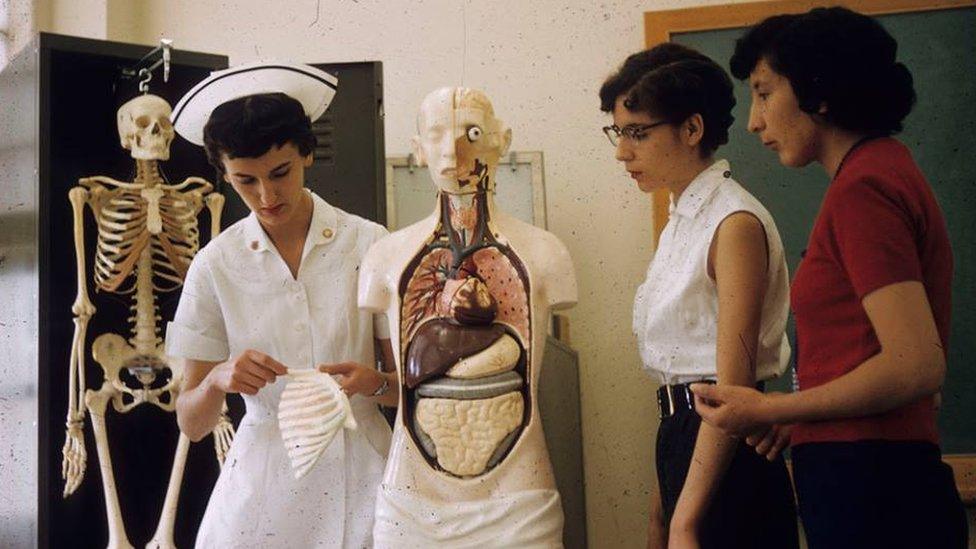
xmin=398 ymin=89 xmax=529 ymax=477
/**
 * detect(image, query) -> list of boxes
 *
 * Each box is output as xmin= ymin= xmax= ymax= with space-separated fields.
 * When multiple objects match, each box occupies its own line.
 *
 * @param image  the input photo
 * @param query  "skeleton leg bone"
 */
xmin=86 ymin=383 xmax=136 ymax=549
xmin=146 ymin=348 xmax=188 ymax=549
xmin=145 ymin=433 xmax=190 ymax=549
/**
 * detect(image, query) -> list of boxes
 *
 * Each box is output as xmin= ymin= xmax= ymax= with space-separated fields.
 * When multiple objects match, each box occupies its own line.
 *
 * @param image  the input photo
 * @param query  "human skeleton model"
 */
xmin=61 ymin=94 xmax=229 ymax=549
xmin=360 ymin=88 xmax=577 ymax=544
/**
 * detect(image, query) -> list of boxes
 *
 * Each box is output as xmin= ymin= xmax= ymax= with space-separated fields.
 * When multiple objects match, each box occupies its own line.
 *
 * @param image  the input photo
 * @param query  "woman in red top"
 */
xmin=691 ymin=7 xmax=967 ymax=548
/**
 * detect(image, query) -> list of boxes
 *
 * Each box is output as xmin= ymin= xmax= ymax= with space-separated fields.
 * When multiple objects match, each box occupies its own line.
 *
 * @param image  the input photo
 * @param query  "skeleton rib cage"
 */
xmin=92 ymin=187 xmax=199 ymax=291
xmin=83 ymin=177 xmax=209 ymax=347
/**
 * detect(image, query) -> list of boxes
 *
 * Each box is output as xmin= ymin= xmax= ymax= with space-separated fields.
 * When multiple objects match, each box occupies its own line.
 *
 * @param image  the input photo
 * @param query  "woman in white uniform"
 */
xmin=165 ymin=63 xmax=397 ymax=548
xmin=599 ymin=44 xmax=798 ymax=548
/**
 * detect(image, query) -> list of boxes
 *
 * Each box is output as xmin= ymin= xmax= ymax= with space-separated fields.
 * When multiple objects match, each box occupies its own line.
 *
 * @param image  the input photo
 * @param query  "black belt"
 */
xmin=657 ymin=380 xmax=764 ymax=419
xmin=657 ymin=380 xmax=713 ymax=419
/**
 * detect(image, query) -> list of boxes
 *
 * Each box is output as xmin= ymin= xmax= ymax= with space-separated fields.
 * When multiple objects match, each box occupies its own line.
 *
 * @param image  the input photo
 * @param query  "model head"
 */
xmin=730 ymin=7 xmax=915 ymax=167
xmin=204 ymin=93 xmax=316 ymax=227
xmin=600 ymin=43 xmax=736 ymax=192
xmin=414 ymin=87 xmax=512 ymax=195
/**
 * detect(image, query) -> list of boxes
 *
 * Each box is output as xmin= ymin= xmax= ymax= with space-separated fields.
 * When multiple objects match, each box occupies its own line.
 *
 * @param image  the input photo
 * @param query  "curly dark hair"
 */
xmin=203 ymin=92 xmax=317 ymax=173
xmin=599 ymin=43 xmax=736 ymax=155
xmin=729 ymin=6 xmax=915 ymax=135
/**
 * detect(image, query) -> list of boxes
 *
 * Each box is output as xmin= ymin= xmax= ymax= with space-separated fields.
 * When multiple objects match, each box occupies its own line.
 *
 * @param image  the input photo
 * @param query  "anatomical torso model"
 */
xmin=360 ymin=88 xmax=577 ymax=547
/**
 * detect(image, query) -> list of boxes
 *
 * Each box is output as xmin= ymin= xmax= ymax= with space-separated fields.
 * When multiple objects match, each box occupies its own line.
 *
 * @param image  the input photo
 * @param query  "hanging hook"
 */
xmin=161 ymin=39 xmax=172 ymax=83
xmin=120 ymin=38 xmax=174 ymax=95
xmin=138 ymin=68 xmax=152 ymax=94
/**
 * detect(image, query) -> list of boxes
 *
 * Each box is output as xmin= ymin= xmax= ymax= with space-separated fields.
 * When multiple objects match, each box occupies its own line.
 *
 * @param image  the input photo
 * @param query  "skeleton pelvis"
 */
xmin=92 ymin=333 xmax=169 ymax=388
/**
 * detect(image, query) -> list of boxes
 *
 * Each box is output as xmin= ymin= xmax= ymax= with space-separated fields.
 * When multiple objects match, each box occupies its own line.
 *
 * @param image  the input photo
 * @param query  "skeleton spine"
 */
xmin=130 ymin=243 xmax=160 ymax=354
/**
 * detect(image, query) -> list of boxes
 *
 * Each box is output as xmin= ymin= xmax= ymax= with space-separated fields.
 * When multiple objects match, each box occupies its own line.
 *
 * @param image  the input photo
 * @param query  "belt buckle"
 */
xmin=658 ymin=384 xmax=675 ymax=419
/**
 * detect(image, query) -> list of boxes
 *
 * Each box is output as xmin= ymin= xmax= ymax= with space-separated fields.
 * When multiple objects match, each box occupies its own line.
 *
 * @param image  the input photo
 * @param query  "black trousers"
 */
xmin=656 ymin=406 xmax=800 ymax=549
xmin=792 ymin=440 xmax=968 ymax=549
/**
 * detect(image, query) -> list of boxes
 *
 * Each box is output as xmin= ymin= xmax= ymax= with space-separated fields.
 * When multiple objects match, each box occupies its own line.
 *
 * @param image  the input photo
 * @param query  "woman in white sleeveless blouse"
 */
xmin=599 ymin=44 xmax=798 ymax=548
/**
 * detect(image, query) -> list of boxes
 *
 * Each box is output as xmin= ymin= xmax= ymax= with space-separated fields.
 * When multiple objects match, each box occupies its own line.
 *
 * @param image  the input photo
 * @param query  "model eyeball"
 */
xmin=466 ymin=126 xmax=483 ymax=142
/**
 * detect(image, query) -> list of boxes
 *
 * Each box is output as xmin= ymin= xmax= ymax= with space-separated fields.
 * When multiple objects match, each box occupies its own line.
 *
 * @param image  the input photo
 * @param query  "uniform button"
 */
xmin=295 ymin=323 xmax=304 ymax=332
xmin=322 ymin=228 xmax=333 ymax=238
xmin=250 ymin=240 xmax=259 ymax=250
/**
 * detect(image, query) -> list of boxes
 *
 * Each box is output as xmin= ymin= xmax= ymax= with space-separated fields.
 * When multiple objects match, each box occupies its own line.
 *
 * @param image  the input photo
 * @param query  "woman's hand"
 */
xmin=208 ymin=350 xmax=288 ymax=395
xmin=319 ymin=362 xmax=386 ymax=397
xmin=690 ymin=383 xmax=779 ymax=437
xmin=745 ymin=423 xmax=793 ymax=461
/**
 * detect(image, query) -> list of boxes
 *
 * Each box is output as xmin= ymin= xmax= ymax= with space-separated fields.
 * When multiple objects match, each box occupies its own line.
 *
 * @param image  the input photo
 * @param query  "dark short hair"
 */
xmin=600 ymin=43 xmax=736 ymax=155
xmin=203 ymin=92 xmax=317 ymax=173
xmin=729 ymin=6 xmax=915 ymax=135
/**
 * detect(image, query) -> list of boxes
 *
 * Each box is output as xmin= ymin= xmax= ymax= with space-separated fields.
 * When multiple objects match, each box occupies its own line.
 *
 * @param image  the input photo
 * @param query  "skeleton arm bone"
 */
xmin=205 ymin=193 xmax=224 ymax=240
xmin=202 ymin=191 xmax=235 ymax=464
xmin=79 ymin=175 xmax=133 ymax=190
xmin=165 ymin=176 xmax=214 ymax=193
xmin=212 ymin=400 xmax=235 ymax=467
xmin=62 ymin=186 xmax=94 ymax=497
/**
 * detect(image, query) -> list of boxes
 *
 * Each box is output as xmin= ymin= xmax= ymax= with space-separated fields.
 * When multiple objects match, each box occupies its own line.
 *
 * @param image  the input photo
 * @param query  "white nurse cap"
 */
xmin=172 ymin=61 xmax=338 ymax=146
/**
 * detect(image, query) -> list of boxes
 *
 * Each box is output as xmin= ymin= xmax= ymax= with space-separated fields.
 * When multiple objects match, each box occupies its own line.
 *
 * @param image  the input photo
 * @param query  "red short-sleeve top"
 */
xmin=790 ymin=137 xmax=953 ymax=446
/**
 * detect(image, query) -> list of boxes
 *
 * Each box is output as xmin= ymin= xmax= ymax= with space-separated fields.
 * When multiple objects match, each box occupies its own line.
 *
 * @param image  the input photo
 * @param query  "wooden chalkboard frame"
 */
xmin=644 ymin=0 xmax=976 ymax=502
xmin=643 ymin=0 xmax=975 ymax=245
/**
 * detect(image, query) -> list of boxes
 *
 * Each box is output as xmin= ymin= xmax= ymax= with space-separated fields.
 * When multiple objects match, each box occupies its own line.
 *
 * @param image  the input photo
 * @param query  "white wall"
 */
xmin=1 ymin=0 xmax=37 ymax=71
xmin=35 ymin=0 xmax=108 ymax=38
xmin=43 ymin=1 xmax=747 ymax=546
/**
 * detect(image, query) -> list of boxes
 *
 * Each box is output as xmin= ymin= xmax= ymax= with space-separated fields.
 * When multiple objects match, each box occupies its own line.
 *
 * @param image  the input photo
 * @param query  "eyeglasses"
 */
xmin=602 ymin=121 xmax=669 ymax=146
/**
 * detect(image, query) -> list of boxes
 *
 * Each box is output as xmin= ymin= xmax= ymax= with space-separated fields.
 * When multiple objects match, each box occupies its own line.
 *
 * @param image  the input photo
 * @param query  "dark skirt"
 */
xmin=656 ymin=406 xmax=800 ymax=549
xmin=792 ymin=440 xmax=968 ymax=549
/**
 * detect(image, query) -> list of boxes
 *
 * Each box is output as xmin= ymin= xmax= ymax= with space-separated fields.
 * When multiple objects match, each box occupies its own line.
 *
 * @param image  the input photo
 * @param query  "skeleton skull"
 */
xmin=117 ymin=94 xmax=175 ymax=161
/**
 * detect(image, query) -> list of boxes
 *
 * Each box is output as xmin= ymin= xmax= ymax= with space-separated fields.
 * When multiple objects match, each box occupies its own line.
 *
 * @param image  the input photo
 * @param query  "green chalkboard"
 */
xmin=673 ymin=6 xmax=976 ymax=453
